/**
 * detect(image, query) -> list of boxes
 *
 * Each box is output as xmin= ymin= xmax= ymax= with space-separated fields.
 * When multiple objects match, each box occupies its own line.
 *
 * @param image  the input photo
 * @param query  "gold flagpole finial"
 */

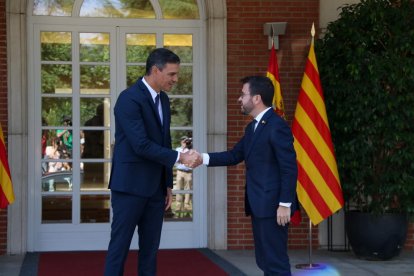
xmin=311 ymin=22 xmax=315 ymax=44
xmin=311 ymin=22 xmax=315 ymax=37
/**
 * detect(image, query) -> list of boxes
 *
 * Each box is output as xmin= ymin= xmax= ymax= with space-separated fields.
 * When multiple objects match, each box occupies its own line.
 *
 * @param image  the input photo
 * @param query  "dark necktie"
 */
xmin=154 ymin=94 xmax=162 ymax=124
xmin=252 ymin=119 xmax=258 ymax=132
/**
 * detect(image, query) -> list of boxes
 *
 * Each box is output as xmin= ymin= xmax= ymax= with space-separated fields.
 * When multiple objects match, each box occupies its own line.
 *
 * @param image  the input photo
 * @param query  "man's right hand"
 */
xmin=179 ymin=150 xmax=202 ymax=168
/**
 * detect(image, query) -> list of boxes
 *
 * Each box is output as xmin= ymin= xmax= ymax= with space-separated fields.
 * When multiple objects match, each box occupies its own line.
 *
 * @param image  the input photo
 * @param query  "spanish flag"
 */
xmin=0 ymin=123 xmax=15 ymax=208
xmin=292 ymin=24 xmax=344 ymax=225
xmin=266 ymin=43 xmax=302 ymax=226
xmin=266 ymin=43 xmax=285 ymax=118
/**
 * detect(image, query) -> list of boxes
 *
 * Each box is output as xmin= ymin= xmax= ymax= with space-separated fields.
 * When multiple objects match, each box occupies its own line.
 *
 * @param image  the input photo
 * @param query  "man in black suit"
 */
xmin=192 ymin=76 xmax=298 ymax=275
xmin=104 ymin=48 xmax=195 ymax=276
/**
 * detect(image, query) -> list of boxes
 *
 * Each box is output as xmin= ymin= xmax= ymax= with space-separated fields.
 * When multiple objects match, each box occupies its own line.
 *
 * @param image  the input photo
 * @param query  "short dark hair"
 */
xmin=145 ymin=48 xmax=180 ymax=75
xmin=240 ymin=76 xmax=274 ymax=107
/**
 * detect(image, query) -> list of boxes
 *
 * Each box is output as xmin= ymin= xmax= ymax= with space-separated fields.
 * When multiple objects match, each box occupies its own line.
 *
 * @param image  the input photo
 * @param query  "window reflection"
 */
xmin=174 ymin=136 xmax=193 ymax=208
xmin=34 ymin=0 xmax=200 ymax=19
xmin=170 ymin=98 xmax=193 ymax=127
xmin=126 ymin=34 xmax=156 ymax=63
xmin=41 ymin=163 xmax=73 ymax=192
xmin=80 ymin=0 xmax=155 ymax=18
xmin=81 ymin=162 xmax=111 ymax=191
xmin=80 ymin=98 xmax=110 ymax=127
xmin=41 ymin=64 xmax=72 ymax=94
xmin=81 ymin=195 xmax=110 ymax=223
xmin=81 ymin=130 xmax=111 ymax=159
xmin=42 ymin=195 xmax=72 ymax=223
xmin=80 ymin=65 xmax=110 ymax=94
xmin=165 ymin=193 xmax=193 ymax=221
xmin=159 ymin=0 xmax=199 ymax=19
xmin=41 ymin=32 xmax=71 ymax=61
xmin=80 ymin=33 xmax=110 ymax=62
xmin=169 ymin=66 xmax=193 ymax=95
xmin=126 ymin=66 xmax=146 ymax=87
xmin=166 ymin=132 xmax=194 ymax=221
xmin=42 ymin=97 xmax=72 ymax=127
xmin=33 ymin=0 xmax=75 ymax=16
xmin=164 ymin=34 xmax=193 ymax=63
xmin=171 ymin=130 xmax=193 ymax=149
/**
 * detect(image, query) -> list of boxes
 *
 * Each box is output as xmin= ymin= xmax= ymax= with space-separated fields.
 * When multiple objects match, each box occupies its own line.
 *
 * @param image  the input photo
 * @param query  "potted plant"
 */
xmin=315 ymin=0 xmax=414 ymax=260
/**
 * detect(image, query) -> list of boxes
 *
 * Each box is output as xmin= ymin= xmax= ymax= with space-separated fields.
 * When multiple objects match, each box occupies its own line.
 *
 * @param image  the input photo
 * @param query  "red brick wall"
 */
xmin=226 ymin=0 xmax=319 ymax=250
xmin=0 ymin=0 xmax=7 ymax=255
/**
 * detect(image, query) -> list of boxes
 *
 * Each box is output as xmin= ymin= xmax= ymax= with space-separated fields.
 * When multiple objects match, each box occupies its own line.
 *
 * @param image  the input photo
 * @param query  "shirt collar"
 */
xmin=142 ymin=77 xmax=159 ymax=101
xmin=254 ymin=107 xmax=272 ymax=123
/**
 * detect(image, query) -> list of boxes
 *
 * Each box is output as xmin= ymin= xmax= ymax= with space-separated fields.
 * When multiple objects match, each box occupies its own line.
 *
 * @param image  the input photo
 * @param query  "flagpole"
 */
xmin=295 ymin=23 xmax=325 ymax=270
xmin=295 ymin=218 xmax=324 ymax=270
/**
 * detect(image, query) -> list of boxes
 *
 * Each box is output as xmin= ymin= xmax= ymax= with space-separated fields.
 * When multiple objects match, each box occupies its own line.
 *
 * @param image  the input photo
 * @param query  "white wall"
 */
xmin=320 ymin=0 xmax=360 ymax=29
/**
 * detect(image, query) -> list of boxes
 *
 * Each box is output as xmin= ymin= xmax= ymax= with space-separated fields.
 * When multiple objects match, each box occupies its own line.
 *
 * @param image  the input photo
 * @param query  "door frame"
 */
xmin=117 ymin=26 xmax=208 ymax=249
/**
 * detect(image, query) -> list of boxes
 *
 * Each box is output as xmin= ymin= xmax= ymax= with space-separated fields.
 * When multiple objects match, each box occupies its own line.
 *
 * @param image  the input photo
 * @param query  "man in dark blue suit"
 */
xmin=193 ymin=76 xmax=298 ymax=275
xmin=104 ymin=48 xmax=195 ymax=276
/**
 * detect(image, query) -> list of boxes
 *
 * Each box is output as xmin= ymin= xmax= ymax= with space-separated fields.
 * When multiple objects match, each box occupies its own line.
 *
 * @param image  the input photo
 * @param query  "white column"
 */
xmin=6 ymin=0 xmax=28 ymax=254
xmin=205 ymin=0 xmax=227 ymax=250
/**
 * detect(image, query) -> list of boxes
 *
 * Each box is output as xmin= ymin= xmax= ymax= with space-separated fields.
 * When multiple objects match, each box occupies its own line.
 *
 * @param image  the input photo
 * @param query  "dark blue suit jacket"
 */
xmin=208 ymin=109 xmax=298 ymax=218
xmin=109 ymin=78 xmax=178 ymax=197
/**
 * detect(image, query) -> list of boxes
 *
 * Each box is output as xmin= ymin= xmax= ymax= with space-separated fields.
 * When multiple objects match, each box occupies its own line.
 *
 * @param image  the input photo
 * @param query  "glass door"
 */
xmin=118 ymin=27 xmax=204 ymax=248
xmin=34 ymin=25 xmax=116 ymax=251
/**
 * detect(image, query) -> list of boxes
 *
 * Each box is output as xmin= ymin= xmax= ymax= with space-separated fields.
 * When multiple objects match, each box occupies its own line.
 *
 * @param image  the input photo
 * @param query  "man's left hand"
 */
xmin=165 ymin=188 xmax=173 ymax=211
xmin=276 ymin=206 xmax=291 ymax=226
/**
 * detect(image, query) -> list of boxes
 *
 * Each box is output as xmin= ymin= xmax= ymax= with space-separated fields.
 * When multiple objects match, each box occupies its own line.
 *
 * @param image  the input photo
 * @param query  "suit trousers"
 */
xmin=251 ymin=215 xmax=291 ymax=276
xmin=104 ymin=186 xmax=165 ymax=276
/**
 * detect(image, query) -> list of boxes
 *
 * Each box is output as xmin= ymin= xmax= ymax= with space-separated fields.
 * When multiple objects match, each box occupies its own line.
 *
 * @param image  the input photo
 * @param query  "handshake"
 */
xmin=178 ymin=150 xmax=203 ymax=168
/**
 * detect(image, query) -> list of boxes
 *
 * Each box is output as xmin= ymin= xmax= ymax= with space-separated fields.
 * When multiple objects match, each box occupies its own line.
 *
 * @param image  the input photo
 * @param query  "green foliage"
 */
xmin=159 ymin=0 xmax=199 ymax=19
xmin=80 ymin=44 xmax=110 ymax=62
xmin=42 ymin=97 xmax=72 ymax=126
xmin=41 ymin=64 xmax=72 ymax=93
xmin=316 ymin=0 xmax=414 ymax=214
xmin=41 ymin=43 xmax=71 ymax=61
xmin=126 ymin=45 xmax=155 ymax=63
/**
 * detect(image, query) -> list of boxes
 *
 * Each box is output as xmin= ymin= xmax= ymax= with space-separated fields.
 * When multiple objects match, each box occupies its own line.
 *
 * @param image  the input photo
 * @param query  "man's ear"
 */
xmin=150 ymin=65 xmax=160 ymax=76
xmin=151 ymin=65 xmax=157 ymax=74
xmin=253 ymin=94 xmax=262 ymax=105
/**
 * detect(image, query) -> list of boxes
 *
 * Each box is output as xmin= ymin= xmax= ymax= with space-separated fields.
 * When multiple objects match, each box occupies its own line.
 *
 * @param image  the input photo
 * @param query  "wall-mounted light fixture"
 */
xmin=263 ymin=22 xmax=287 ymax=49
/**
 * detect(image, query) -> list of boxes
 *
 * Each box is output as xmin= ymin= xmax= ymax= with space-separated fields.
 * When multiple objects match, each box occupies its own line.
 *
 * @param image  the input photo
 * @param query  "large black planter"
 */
xmin=345 ymin=211 xmax=408 ymax=260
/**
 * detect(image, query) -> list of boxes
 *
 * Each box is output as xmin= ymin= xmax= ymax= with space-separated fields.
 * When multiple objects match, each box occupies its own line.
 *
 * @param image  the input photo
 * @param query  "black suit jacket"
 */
xmin=208 ymin=109 xmax=298 ymax=218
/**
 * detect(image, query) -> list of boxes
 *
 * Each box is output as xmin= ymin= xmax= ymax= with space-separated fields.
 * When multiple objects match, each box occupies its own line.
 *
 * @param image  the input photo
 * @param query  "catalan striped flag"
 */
xmin=266 ymin=43 xmax=302 ymax=226
xmin=0 ymin=123 xmax=15 ymax=208
xmin=292 ymin=24 xmax=344 ymax=225
xmin=266 ymin=43 xmax=285 ymax=118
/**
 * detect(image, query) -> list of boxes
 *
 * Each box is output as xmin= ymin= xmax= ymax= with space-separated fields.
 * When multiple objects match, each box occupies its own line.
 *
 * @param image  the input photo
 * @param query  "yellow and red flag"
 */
xmin=292 ymin=24 xmax=344 ymax=225
xmin=266 ymin=43 xmax=285 ymax=118
xmin=0 ymin=123 xmax=15 ymax=208
xmin=266 ymin=43 xmax=302 ymax=225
